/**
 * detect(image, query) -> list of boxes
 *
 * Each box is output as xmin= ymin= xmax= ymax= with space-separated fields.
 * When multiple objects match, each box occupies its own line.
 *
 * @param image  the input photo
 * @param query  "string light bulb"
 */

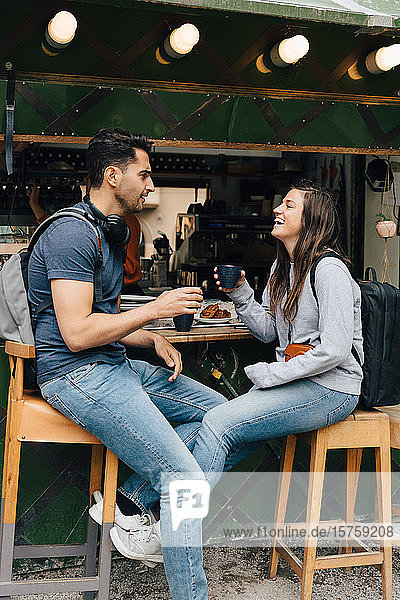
xmin=156 ymin=23 xmax=200 ymax=64
xmin=366 ymin=44 xmax=400 ymax=74
xmin=48 ymin=11 xmax=77 ymax=44
xmin=42 ymin=11 xmax=77 ymax=55
xmin=170 ymin=24 xmax=200 ymax=55
xmin=270 ymin=34 xmax=309 ymax=67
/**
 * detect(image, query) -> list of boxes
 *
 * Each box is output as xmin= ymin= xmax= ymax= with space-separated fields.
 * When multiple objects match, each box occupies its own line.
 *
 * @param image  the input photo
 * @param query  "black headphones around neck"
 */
xmin=83 ymin=194 xmax=131 ymax=247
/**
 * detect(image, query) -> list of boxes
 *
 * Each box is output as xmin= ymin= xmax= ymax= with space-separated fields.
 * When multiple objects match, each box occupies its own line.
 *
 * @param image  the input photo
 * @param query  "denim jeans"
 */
xmin=39 ymin=359 xmax=223 ymax=599
xmin=39 ymin=358 xmax=258 ymax=600
xmin=190 ymin=379 xmax=359 ymax=489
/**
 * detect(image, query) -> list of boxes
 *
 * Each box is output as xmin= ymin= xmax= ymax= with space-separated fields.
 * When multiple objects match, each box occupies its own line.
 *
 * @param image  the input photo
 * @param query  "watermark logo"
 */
xmin=169 ymin=480 xmax=210 ymax=531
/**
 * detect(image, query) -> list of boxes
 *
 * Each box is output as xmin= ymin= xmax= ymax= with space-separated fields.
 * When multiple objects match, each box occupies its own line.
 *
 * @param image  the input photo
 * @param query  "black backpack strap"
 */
xmin=309 ymin=251 xmax=362 ymax=366
xmin=28 ymin=208 xmax=104 ymax=303
xmin=364 ymin=266 xmax=377 ymax=282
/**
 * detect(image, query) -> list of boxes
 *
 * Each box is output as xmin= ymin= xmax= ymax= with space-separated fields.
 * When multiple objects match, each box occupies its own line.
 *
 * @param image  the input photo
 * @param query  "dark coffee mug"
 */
xmin=173 ymin=314 xmax=194 ymax=332
xmin=216 ymin=264 xmax=242 ymax=289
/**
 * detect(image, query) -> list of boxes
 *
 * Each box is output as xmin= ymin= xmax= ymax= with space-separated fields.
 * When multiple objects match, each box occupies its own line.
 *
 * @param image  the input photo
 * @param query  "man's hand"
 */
xmin=153 ymin=335 xmax=182 ymax=382
xmin=153 ymin=287 xmax=203 ymax=319
xmin=27 ymin=182 xmax=47 ymax=222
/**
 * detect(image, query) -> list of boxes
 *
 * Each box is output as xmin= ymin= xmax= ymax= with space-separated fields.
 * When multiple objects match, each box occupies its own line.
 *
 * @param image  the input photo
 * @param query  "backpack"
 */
xmin=0 ymin=208 xmax=104 ymax=347
xmin=310 ymin=252 xmax=400 ymax=409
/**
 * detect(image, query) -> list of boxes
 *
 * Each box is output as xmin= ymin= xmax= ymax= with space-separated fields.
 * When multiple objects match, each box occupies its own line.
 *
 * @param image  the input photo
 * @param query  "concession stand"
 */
xmin=1 ymin=0 xmax=400 ymax=564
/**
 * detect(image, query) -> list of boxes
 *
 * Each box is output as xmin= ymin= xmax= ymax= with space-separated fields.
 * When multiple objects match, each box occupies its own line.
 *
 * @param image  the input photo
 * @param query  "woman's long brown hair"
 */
xmin=268 ymin=179 xmax=350 ymax=323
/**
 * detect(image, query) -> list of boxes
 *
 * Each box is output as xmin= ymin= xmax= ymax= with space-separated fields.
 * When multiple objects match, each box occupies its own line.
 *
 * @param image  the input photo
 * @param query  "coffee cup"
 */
xmin=216 ymin=265 xmax=242 ymax=289
xmin=173 ymin=314 xmax=194 ymax=332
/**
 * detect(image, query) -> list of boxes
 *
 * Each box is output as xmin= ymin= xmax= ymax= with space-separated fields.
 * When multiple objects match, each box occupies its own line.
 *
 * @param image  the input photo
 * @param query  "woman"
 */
xmin=191 ymin=179 xmax=363 ymax=487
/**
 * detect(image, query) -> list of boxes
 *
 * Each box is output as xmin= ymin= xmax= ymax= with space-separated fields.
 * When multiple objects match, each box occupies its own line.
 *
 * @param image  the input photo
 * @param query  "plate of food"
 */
xmin=195 ymin=300 xmax=236 ymax=323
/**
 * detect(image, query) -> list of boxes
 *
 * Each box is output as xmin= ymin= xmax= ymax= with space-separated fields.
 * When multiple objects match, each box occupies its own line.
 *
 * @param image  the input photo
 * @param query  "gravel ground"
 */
xmin=14 ymin=545 xmax=400 ymax=600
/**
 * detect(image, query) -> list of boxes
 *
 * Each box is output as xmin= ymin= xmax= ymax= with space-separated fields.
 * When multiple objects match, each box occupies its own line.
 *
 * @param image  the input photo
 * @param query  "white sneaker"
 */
xmin=89 ymin=491 xmax=155 ymax=530
xmin=110 ymin=520 xmax=163 ymax=563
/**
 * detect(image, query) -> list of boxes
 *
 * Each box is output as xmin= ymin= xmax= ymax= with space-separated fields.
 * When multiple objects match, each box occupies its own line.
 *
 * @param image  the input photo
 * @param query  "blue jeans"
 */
xmin=191 ymin=379 xmax=359 ymax=489
xmin=39 ymin=359 xmax=257 ymax=600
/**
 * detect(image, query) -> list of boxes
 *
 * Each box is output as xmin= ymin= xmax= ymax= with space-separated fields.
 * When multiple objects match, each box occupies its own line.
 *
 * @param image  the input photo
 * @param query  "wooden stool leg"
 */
xmin=0 ymin=404 xmax=23 ymax=600
xmin=341 ymin=448 xmax=363 ymax=567
xmin=0 ymin=379 xmax=13 ymax=557
xmin=375 ymin=430 xmax=392 ymax=600
xmin=269 ymin=435 xmax=297 ymax=579
xmin=302 ymin=429 xmax=327 ymax=600
xmin=83 ymin=445 xmax=104 ymax=600
xmin=98 ymin=448 xmax=118 ymax=600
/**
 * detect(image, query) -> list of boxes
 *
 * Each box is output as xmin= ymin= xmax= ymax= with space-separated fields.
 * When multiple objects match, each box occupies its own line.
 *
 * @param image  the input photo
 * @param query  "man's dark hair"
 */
xmin=87 ymin=128 xmax=153 ymax=188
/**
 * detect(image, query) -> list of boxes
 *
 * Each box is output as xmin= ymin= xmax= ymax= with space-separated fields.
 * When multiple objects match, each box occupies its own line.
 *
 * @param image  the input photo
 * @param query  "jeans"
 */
xmin=39 ymin=359 xmax=257 ymax=600
xmin=191 ymin=379 xmax=359 ymax=489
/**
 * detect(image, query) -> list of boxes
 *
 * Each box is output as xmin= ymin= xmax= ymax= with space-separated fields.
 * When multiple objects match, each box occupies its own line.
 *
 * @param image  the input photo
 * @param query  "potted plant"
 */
xmin=375 ymin=213 xmax=396 ymax=238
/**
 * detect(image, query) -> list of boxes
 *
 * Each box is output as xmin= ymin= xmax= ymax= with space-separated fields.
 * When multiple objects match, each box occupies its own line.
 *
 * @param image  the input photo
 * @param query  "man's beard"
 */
xmin=115 ymin=190 xmax=142 ymax=214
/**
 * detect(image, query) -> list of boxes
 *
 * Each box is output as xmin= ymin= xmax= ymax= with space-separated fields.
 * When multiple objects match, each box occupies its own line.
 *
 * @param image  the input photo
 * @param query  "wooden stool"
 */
xmin=0 ymin=341 xmax=119 ymax=600
xmin=269 ymin=410 xmax=392 ymax=600
xmin=379 ymin=415 xmax=400 ymax=537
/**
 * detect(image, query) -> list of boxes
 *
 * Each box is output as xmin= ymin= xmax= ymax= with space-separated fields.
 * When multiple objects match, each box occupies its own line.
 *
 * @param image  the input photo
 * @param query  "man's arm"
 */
xmin=120 ymin=328 xmax=183 ymax=382
xmin=51 ymin=279 xmax=202 ymax=353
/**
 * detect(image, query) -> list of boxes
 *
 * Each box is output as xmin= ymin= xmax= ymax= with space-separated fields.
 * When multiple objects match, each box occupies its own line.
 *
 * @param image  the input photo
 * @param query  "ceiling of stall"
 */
xmin=3 ymin=0 xmax=400 ymax=97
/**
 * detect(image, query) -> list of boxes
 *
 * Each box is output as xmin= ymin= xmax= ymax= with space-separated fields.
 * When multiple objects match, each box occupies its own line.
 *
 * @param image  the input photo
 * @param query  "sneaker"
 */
xmin=89 ymin=491 xmax=155 ymax=530
xmin=110 ymin=520 xmax=163 ymax=563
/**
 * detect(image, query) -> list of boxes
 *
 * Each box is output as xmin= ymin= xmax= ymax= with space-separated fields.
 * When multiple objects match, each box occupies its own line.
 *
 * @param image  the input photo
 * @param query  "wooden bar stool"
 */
xmin=269 ymin=410 xmax=392 ymax=600
xmin=0 ymin=341 xmax=119 ymax=600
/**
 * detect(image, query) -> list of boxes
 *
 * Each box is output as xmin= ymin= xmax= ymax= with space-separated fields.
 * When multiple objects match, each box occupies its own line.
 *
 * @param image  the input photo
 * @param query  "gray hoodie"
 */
xmin=228 ymin=256 xmax=363 ymax=395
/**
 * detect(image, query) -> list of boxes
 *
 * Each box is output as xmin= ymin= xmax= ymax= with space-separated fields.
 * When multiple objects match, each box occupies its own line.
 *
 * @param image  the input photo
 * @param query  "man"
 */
xmin=28 ymin=128 xmax=228 ymax=600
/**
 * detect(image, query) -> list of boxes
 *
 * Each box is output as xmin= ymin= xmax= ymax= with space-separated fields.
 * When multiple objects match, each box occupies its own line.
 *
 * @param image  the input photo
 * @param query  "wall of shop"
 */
xmin=363 ymin=158 xmax=400 ymax=286
xmin=137 ymin=187 xmax=207 ymax=258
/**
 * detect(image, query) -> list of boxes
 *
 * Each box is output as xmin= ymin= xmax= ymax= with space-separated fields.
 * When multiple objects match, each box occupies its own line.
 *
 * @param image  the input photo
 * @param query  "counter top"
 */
xmin=151 ymin=325 xmax=253 ymax=343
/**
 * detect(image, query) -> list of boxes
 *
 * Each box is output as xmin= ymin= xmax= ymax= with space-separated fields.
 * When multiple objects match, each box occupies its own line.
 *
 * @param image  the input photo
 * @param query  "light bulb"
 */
xmin=48 ymin=11 xmax=77 ymax=44
xmin=170 ymin=24 xmax=200 ymax=55
xmin=278 ymin=35 xmax=309 ymax=64
xmin=375 ymin=44 xmax=400 ymax=71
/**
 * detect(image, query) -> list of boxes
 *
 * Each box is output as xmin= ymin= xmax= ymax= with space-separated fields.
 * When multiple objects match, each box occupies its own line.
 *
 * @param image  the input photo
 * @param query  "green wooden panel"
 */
xmin=72 ymin=88 xmax=169 ymax=137
xmin=1 ymin=78 xmax=400 ymax=148
xmin=27 ymin=83 xmax=90 ymax=119
xmin=156 ymin=91 xmax=210 ymax=122
xmin=269 ymin=98 xmax=312 ymax=127
xmin=294 ymin=102 xmax=376 ymax=147
xmin=225 ymin=97 xmax=276 ymax=143
xmin=189 ymin=96 xmax=232 ymax=141
xmin=371 ymin=105 xmax=400 ymax=134
xmin=15 ymin=91 xmax=48 ymax=135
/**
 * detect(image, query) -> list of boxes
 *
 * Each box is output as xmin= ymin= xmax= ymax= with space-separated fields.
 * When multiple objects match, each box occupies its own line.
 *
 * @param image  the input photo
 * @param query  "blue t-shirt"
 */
xmin=28 ymin=202 xmax=126 ymax=386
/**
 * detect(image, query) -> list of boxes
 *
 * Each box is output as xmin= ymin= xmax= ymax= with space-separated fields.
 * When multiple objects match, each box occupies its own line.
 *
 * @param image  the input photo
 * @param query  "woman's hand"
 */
xmin=153 ymin=335 xmax=183 ymax=382
xmin=214 ymin=267 xmax=246 ymax=293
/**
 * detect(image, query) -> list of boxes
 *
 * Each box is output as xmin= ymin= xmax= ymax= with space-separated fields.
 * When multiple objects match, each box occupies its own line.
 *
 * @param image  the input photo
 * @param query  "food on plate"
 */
xmin=200 ymin=304 xmax=231 ymax=319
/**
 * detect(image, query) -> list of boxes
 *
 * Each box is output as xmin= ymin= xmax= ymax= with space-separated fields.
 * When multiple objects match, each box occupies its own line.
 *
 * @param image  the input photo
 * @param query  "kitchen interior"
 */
xmin=0 ymin=143 xmax=357 ymax=305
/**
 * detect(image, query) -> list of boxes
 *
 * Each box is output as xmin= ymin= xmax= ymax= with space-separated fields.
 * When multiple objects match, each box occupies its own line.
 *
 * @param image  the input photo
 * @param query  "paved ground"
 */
xmin=15 ymin=546 xmax=400 ymax=600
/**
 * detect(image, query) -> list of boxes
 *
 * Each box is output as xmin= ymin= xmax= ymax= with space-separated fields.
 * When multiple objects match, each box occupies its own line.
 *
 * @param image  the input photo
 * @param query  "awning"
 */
xmin=68 ymin=0 xmax=400 ymax=28
xmin=138 ymin=0 xmax=400 ymax=28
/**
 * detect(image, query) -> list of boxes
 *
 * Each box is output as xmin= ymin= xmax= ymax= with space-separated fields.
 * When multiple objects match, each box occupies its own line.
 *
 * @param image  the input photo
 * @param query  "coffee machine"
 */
xmin=151 ymin=232 xmax=172 ymax=287
xmin=174 ymin=213 xmax=275 ymax=296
